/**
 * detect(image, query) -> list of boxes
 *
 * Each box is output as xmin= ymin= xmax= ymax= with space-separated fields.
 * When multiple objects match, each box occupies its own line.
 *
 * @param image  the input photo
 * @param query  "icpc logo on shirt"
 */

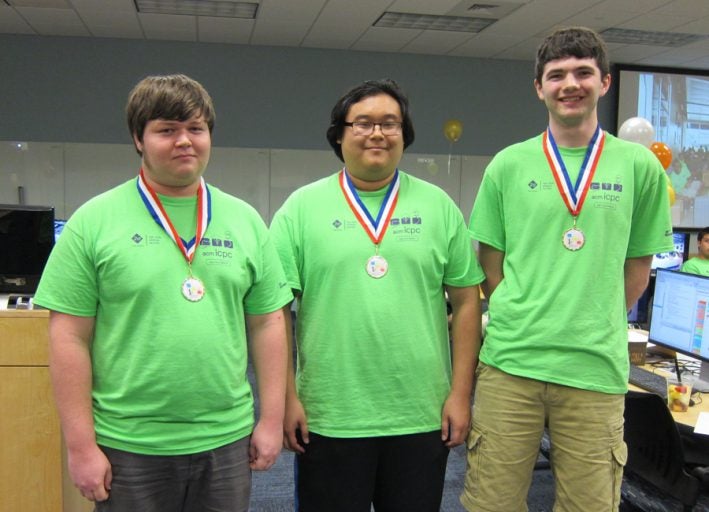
xmin=389 ymin=214 xmax=423 ymax=241
xmin=589 ymin=179 xmax=624 ymax=209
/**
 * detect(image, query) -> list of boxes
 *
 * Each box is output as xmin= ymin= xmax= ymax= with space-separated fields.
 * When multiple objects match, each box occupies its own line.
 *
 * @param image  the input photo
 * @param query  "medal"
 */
xmin=366 ymin=254 xmax=388 ymax=278
xmin=562 ymin=227 xmax=585 ymax=251
xmin=339 ymin=169 xmax=400 ymax=278
xmin=182 ymin=276 xmax=206 ymax=301
xmin=542 ymin=125 xmax=605 ymax=251
xmin=137 ymin=169 xmax=212 ymax=300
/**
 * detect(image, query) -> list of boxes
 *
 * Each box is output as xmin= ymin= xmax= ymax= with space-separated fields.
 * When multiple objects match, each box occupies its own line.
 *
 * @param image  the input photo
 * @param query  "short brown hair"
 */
xmin=535 ymin=27 xmax=609 ymax=84
xmin=126 ymin=74 xmax=215 ymax=155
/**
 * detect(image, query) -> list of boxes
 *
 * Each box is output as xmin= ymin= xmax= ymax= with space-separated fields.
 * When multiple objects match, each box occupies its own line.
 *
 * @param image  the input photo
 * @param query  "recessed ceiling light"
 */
xmin=600 ymin=28 xmax=705 ymax=47
xmin=134 ymin=0 xmax=259 ymax=19
xmin=374 ymin=11 xmax=495 ymax=33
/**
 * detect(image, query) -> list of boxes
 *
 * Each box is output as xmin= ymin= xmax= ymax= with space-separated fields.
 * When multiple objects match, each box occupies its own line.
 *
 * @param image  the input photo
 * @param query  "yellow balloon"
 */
xmin=443 ymin=119 xmax=463 ymax=143
xmin=668 ymin=185 xmax=676 ymax=206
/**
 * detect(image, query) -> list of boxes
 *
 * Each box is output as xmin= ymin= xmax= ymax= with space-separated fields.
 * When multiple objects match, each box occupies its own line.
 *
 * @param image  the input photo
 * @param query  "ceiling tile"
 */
xmin=76 ymin=9 xmax=143 ymax=38
xmin=302 ymin=0 xmax=385 ymax=49
xmin=401 ymin=29 xmax=472 ymax=55
xmin=350 ymin=25 xmax=422 ymax=53
xmin=15 ymin=6 xmax=89 ymax=35
xmin=0 ymin=5 xmax=35 ymax=33
xmin=138 ymin=12 xmax=196 ymax=41
xmin=198 ymin=15 xmax=254 ymax=44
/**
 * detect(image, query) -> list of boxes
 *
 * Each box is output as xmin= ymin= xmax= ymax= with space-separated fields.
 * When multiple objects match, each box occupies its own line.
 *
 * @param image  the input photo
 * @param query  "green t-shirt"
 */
xmin=469 ymin=133 xmax=673 ymax=394
xmin=34 ymin=179 xmax=292 ymax=455
xmin=682 ymin=257 xmax=709 ymax=276
xmin=271 ymin=171 xmax=484 ymax=437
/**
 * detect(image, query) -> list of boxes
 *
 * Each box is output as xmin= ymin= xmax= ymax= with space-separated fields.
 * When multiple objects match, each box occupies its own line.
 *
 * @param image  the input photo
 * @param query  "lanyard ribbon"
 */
xmin=136 ymin=169 xmax=211 ymax=263
xmin=339 ymin=169 xmax=400 ymax=245
xmin=542 ymin=125 xmax=605 ymax=217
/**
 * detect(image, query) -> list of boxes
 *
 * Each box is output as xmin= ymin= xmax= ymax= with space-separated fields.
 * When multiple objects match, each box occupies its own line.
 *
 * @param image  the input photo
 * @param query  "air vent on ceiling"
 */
xmin=600 ymin=28 xmax=705 ymax=47
xmin=134 ymin=0 xmax=259 ymax=19
xmin=374 ymin=11 xmax=495 ymax=33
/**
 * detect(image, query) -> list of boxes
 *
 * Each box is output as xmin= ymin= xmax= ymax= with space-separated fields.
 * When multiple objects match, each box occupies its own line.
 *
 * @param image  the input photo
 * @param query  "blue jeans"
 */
xmin=94 ymin=436 xmax=251 ymax=512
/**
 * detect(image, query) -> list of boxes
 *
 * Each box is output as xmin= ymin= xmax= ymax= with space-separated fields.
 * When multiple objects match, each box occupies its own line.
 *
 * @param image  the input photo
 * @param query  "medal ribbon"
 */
xmin=542 ymin=125 xmax=605 ymax=216
xmin=339 ymin=168 xmax=399 ymax=245
xmin=136 ymin=169 xmax=211 ymax=263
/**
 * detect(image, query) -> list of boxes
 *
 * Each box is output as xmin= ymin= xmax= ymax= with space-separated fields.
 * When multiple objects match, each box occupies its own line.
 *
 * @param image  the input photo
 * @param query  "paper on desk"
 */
xmin=694 ymin=412 xmax=709 ymax=435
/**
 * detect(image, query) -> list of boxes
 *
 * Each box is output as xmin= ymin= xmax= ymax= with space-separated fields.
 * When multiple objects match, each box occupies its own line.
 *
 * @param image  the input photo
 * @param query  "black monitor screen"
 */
xmin=649 ymin=269 xmax=709 ymax=361
xmin=0 ymin=204 xmax=55 ymax=294
xmin=651 ymin=231 xmax=691 ymax=272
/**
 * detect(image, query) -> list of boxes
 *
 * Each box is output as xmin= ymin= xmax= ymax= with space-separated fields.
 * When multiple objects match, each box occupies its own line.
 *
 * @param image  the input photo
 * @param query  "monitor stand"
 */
xmin=695 ymin=361 xmax=709 ymax=393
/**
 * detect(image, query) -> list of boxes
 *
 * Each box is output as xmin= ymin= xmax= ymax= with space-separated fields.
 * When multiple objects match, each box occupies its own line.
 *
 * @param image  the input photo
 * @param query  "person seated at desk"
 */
xmin=681 ymin=227 xmax=709 ymax=277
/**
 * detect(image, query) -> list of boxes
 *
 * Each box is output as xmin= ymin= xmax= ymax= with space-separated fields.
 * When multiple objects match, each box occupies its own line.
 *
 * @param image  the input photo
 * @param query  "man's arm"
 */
xmin=441 ymin=285 xmax=482 ymax=448
xmin=624 ymin=256 xmax=653 ymax=310
xmin=478 ymin=243 xmax=505 ymax=299
xmin=247 ymin=308 xmax=288 ymax=470
xmin=48 ymin=311 xmax=112 ymax=502
xmin=281 ymin=300 xmax=310 ymax=453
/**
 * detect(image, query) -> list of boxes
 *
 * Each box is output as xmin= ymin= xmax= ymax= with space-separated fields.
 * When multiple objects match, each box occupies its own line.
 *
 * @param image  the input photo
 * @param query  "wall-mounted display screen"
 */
xmin=617 ymin=65 xmax=709 ymax=228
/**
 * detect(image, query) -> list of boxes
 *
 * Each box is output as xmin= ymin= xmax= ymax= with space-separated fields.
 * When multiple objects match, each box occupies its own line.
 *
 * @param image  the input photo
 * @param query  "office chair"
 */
xmin=622 ymin=390 xmax=701 ymax=511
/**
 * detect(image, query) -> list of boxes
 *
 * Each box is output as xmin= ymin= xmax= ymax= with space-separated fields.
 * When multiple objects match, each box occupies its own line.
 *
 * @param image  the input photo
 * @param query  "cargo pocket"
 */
xmin=611 ymin=440 xmax=628 ymax=509
xmin=461 ymin=429 xmax=484 ymax=502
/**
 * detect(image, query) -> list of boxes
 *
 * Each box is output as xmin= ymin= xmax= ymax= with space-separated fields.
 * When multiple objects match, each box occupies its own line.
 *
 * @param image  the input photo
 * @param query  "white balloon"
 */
xmin=618 ymin=117 xmax=655 ymax=148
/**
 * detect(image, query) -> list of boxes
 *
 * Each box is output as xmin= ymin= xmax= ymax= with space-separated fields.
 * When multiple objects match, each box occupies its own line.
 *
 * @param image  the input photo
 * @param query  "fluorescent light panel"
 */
xmin=135 ymin=0 xmax=258 ymax=18
xmin=374 ymin=11 xmax=495 ymax=33
xmin=600 ymin=28 xmax=705 ymax=47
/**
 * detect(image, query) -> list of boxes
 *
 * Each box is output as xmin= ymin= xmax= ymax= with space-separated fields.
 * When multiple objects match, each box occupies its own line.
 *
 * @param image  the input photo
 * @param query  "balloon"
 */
xmin=668 ymin=184 xmax=676 ymax=206
xmin=618 ymin=117 xmax=654 ymax=148
xmin=443 ymin=119 xmax=463 ymax=143
xmin=650 ymin=141 xmax=672 ymax=170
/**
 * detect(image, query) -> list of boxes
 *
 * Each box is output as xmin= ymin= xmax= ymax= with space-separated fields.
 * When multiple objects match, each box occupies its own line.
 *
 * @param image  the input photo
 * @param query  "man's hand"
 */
xmin=441 ymin=391 xmax=471 ymax=448
xmin=249 ymin=420 xmax=283 ymax=470
xmin=283 ymin=395 xmax=309 ymax=453
xmin=68 ymin=444 xmax=112 ymax=502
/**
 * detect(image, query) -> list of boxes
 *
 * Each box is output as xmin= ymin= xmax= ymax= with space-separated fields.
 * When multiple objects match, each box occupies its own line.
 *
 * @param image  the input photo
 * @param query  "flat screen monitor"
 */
xmin=616 ymin=65 xmax=709 ymax=229
xmin=628 ymin=283 xmax=652 ymax=326
xmin=0 ymin=204 xmax=55 ymax=294
xmin=651 ymin=231 xmax=691 ymax=273
xmin=649 ymin=268 xmax=709 ymax=389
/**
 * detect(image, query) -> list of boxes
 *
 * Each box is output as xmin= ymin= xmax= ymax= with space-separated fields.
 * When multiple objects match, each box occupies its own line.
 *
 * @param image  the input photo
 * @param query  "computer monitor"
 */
xmin=649 ymin=268 xmax=709 ymax=391
xmin=628 ymin=283 xmax=652 ymax=326
xmin=0 ymin=204 xmax=55 ymax=294
xmin=651 ymin=231 xmax=691 ymax=273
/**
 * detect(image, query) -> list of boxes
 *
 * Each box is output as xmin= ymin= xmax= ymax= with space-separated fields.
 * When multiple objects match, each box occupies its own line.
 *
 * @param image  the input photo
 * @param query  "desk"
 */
xmin=629 ymin=364 xmax=709 ymax=429
xmin=0 ymin=310 xmax=91 ymax=512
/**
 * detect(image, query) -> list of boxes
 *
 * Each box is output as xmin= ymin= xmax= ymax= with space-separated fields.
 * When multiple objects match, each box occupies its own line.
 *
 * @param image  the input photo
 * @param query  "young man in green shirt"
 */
xmin=462 ymin=27 xmax=673 ymax=512
xmin=34 ymin=74 xmax=292 ymax=512
xmin=271 ymin=79 xmax=484 ymax=511
xmin=681 ymin=227 xmax=709 ymax=276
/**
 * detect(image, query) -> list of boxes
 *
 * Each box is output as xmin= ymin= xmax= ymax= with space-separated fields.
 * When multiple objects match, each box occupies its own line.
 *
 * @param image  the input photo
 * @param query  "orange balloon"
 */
xmin=668 ymin=185 xmax=676 ymax=206
xmin=650 ymin=142 xmax=672 ymax=170
xmin=443 ymin=119 xmax=463 ymax=143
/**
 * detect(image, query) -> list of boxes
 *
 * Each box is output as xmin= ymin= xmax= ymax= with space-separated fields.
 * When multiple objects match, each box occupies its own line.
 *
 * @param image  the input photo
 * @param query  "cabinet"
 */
xmin=0 ymin=310 xmax=91 ymax=512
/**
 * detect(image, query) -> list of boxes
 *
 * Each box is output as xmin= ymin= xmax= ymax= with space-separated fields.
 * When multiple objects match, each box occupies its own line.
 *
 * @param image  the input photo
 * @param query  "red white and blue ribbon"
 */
xmin=542 ymin=125 xmax=605 ymax=217
xmin=136 ymin=169 xmax=211 ymax=263
xmin=339 ymin=168 xmax=399 ymax=245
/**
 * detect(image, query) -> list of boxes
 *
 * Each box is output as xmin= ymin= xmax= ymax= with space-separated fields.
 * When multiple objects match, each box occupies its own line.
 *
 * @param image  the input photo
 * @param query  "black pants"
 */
xmin=295 ymin=430 xmax=449 ymax=512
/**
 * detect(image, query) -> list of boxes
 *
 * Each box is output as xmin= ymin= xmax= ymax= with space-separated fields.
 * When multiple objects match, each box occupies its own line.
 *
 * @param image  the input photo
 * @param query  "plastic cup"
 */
xmin=667 ymin=380 xmax=692 ymax=412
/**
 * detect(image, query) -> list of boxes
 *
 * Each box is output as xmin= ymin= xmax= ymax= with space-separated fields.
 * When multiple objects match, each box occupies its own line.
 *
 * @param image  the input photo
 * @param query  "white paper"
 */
xmin=694 ymin=412 xmax=709 ymax=435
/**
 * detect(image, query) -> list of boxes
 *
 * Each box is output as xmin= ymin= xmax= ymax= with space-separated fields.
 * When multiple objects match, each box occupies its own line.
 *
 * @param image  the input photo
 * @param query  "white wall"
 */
xmin=0 ymin=140 xmax=490 ymax=223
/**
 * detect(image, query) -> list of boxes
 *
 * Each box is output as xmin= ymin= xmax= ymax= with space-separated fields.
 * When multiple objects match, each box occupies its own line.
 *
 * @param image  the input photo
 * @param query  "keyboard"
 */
xmin=628 ymin=365 xmax=668 ymax=399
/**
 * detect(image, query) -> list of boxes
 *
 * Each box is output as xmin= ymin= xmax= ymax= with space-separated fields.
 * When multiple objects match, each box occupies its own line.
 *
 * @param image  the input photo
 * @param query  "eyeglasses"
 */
xmin=343 ymin=121 xmax=402 ymax=136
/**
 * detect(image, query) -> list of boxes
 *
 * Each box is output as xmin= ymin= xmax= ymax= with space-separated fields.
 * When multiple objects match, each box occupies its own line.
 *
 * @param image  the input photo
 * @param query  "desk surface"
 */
xmin=629 ymin=365 xmax=709 ymax=428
